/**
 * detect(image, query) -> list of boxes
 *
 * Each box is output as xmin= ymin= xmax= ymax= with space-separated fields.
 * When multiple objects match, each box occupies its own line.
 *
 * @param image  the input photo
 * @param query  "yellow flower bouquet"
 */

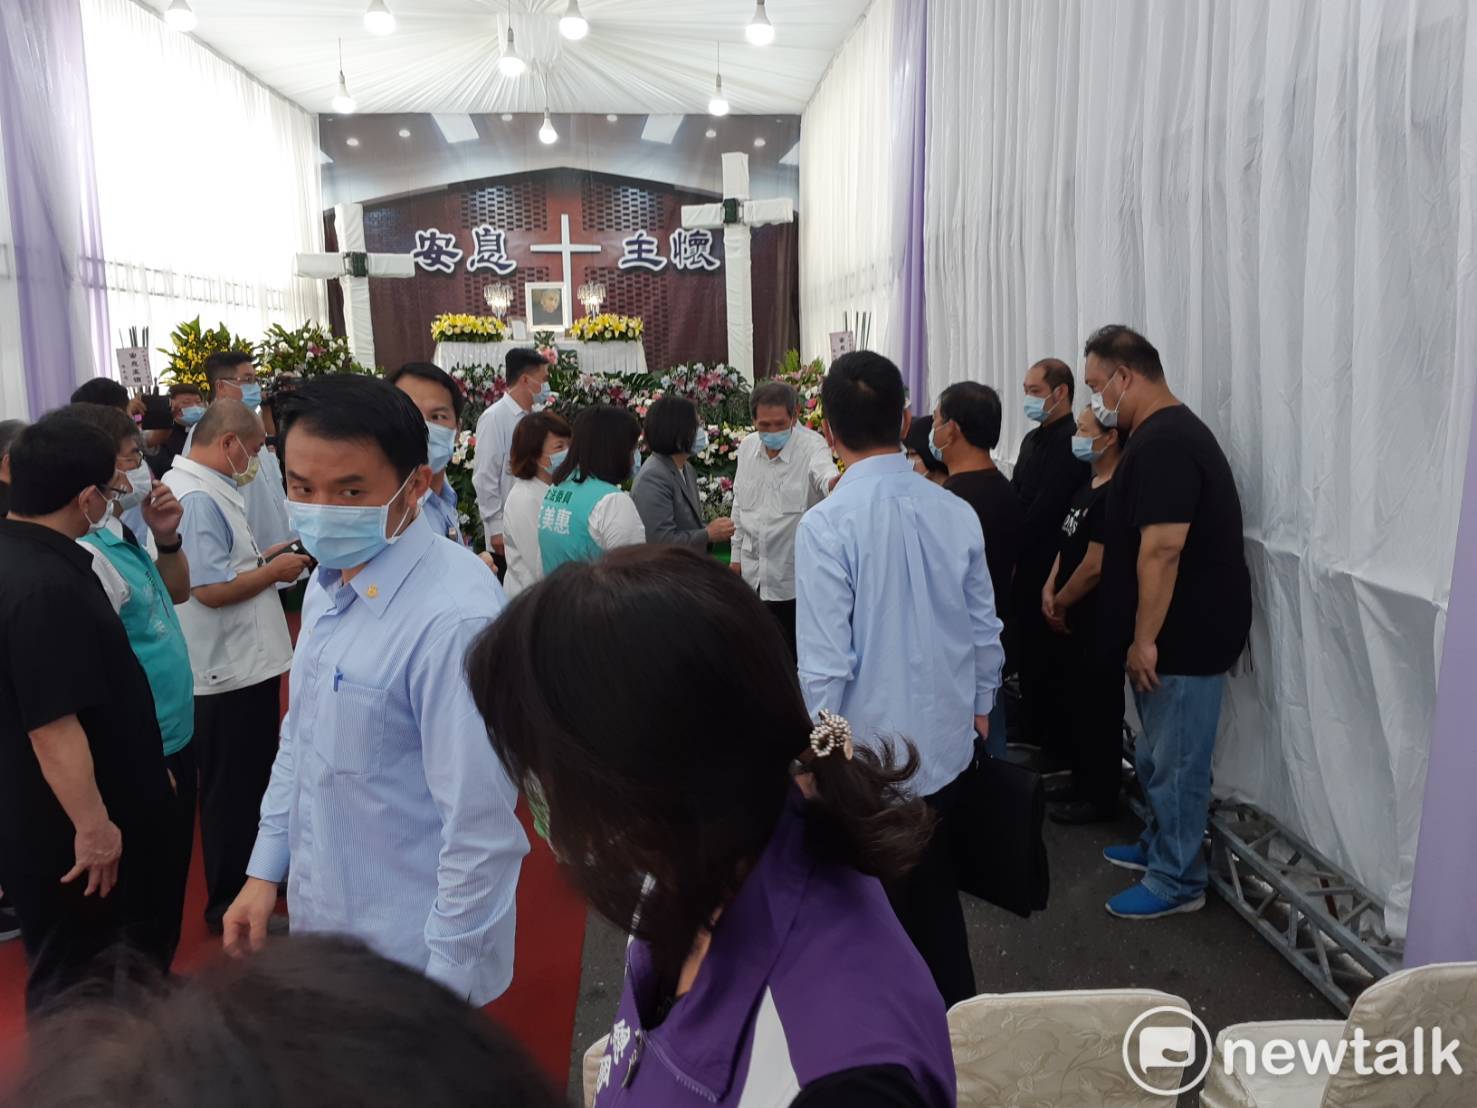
xmin=567 ymin=313 xmax=644 ymax=343
xmin=430 ymin=313 xmax=510 ymax=344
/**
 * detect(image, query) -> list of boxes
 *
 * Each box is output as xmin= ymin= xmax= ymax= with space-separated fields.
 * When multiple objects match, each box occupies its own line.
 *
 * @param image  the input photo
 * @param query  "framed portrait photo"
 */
xmin=525 ymin=282 xmax=571 ymax=333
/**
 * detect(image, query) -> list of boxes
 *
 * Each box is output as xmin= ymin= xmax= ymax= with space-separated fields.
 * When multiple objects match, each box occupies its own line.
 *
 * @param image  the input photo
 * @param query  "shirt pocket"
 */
xmin=779 ymin=481 xmax=812 ymax=515
xmin=320 ymin=678 xmax=388 ymax=776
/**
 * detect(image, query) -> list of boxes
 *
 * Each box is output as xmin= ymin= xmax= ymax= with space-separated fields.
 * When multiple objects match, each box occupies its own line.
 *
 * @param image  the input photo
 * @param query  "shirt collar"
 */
xmin=631 ymin=791 xmax=812 ymax=1099
xmin=426 ymin=481 xmax=457 ymax=509
xmin=0 ymin=517 xmax=97 ymax=575
xmin=317 ymin=510 xmax=436 ymax=618
xmin=172 ymin=454 xmax=244 ymax=504
xmin=835 ymin=449 xmax=911 ymax=489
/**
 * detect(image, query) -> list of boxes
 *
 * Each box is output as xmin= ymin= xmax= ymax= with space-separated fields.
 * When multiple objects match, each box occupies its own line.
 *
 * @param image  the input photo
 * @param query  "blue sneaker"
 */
xmin=1103 ymin=843 xmax=1148 ymax=872
xmin=1105 ymin=882 xmax=1205 ymax=920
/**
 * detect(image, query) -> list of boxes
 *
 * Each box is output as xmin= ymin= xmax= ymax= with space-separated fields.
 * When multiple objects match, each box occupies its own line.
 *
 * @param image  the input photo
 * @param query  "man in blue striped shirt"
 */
xmin=795 ymin=352 xmax=1004 ymax=1007
xmin=223 ymin=376 xmax=527 ymax=1005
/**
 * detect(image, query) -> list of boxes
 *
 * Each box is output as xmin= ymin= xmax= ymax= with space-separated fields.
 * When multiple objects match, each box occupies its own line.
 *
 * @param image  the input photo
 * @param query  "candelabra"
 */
xmin=577 ymin=280 xmax=606 ymax=316
xmin=482 ymin=282 xmax=513 ymax=320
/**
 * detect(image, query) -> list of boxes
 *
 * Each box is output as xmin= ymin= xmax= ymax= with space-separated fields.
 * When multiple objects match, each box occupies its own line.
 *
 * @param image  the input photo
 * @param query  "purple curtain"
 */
xmin=890 ymin=0 xmax=928 ymax=413
xmin=1406 ymin=378 xmax=1477 ymax=963
xmin=0 ymin=0 xmax=110 ymax=418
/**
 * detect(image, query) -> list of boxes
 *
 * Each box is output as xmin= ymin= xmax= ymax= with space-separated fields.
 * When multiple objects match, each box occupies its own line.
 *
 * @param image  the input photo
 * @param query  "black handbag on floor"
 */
xmin=947 ymin=739 xmax=1050 ymax=917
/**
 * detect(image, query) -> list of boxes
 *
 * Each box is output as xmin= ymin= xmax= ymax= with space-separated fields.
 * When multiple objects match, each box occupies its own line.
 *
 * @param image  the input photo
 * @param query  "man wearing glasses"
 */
xmin=0 ymin=412 xmax=176 ymax=1010
xmin=198 ymin=352 xmax=293 ymax=553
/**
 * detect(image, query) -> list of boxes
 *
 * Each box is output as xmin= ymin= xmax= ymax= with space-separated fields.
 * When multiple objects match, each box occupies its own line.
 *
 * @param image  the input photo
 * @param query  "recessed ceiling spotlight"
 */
xmin=346 ymin=137 xmax=361 ymax=147
xmin=398 ymin=128 xmax=411 ymax=138
xmin=753 ymin=137 xmax=766 ymax=148
xmin=705 ymin=128 xmax=717 ymax=138
xmin=501 ymin=112 xmax=514 ymax=122
xmin=607 ymin=113 xmax=619 ymax=123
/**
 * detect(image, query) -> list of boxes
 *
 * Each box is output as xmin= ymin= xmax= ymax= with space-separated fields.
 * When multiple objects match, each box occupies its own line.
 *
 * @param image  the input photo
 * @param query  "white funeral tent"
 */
xmin=3 ymin=0 xmax=1477 ymax=979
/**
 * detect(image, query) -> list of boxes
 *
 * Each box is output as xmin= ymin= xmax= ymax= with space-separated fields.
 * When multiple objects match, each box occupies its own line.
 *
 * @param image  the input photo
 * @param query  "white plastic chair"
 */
xmin=1200 ymin=961 xmax=1477 ymax=1107
xmin=949 ymin=988 xmax=1194 ymax=1106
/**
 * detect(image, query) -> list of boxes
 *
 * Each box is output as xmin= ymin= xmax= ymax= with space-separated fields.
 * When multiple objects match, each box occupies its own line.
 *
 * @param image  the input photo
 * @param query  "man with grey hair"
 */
xmin=730 ymin=380 xmax=839 ymax=657
xmin=163 ymin=400 xmax=310 ymax=935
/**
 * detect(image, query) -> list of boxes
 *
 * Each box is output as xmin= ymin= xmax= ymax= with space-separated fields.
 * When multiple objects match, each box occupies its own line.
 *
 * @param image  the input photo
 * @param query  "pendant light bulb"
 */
xmin=499 ymin=24 xmax=527 ymax=77
xmin=363 ymin=0 xmax=396 ymax=35
xmin=745 ymin=0 xmax=775 ymax=46
xmin=539 ymin=111 xmax=558 ymax=145
xmin=331 ymin=40 xmax=357 ymax=114
xmin=558 ymin=0 xmax=589 ymax=41
xmin=708 ymin=43 xmax=730 ymax=116
xmin=163 ymin=0 xmax=197 ymax=32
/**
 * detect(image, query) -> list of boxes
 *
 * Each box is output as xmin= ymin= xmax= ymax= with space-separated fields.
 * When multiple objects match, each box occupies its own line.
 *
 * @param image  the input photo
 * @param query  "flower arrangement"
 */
xmin=158 ymin=317 xmax=255 ymax=392
xmin=693 ymin=422 xmax=749 ymax=477
xmin=695 ymin=472 xmax=736 ymax=522
xmin=446 ymin=363 xmax=507 ymax=427
xmin=567 ymin=313 xmax=644 ymax=343
xmin=431 ymin=313 xmax=509 ymax=343
xmin=660 ymin=362 xmax=750 ymax=426
xmin=443 ymin=429 xmax=482 ymax=549
xmin=256 ymin=321 xmax=367 ymax=379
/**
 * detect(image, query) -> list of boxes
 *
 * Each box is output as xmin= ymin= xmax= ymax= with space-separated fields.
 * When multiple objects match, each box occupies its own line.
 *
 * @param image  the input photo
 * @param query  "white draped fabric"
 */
xmin=433 ymin=340 xmax=648 ymax=377
xmin=923 ymin=0 xmax=1477 ymax=934
xmin=799 ymin=0 xmax=899 ymax=363
xmin=80 ymin=0 xmax=325 ymax=356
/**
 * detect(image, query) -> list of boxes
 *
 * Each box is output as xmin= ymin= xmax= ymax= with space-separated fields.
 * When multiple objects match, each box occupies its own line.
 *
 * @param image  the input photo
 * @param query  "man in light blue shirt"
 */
xmin=795 ymin=351 xmax=1004 ymax=1008
xmin=224 ymin=375 xmax=527 ymax=1005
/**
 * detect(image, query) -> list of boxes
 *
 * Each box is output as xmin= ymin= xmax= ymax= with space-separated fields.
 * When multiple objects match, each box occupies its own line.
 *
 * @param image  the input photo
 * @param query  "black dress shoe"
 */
xmin=1044 ymin=778 xmax=1077 ymax=800
xmin=1049 ymin=800 xmax=1119 ymax=825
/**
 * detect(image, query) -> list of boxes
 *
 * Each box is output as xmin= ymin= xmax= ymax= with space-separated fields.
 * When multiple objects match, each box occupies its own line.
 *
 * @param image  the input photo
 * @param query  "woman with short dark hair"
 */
xmin=466 ymin=547 xmax=957 ymax=1107
xmin=630 ymin=395 xmax=734 ymax=550
xmin=538 ymin=404 xmax=646 ymax=574
xmin=503 ymin=410 xmax=572 ymax=597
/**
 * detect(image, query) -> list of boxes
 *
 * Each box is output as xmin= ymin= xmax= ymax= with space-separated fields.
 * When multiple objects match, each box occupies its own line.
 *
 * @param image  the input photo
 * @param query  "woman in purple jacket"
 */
xmin=467 ymin=545 xmax=958 ymax=1108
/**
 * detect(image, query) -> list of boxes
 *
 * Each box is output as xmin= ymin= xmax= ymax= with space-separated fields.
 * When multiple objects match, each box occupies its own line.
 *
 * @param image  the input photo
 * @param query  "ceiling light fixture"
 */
xmin=745 ymin=0 xmax=775 ymax=47
xmin=705 ymin=128 xmax=717 ymax=138
xmin=398 ymin=128 xmax=411 ymax=138
xmin=331 ymin=39 xmax=357 ymax=114
xmin=501 ymin=112 xmax=514 ymax=122
xmin=753 ymin=137 xmax=766 ymax=148
xmin=539 ymin=110 xmax=558 ymax=145
xmin=607 ymin=113 xmax=618 ymax=123
xmin=708 ymin=42 xmax=730 ymax=117
xmin=163 ymin=0 xmax=197 ymax=32
xmin=558 ymin=0 xmax=589 ymax=41
xmin=499 ymin=6 xmax=527 ymax=78
xmin=363 ymin=0 xmax=396 ymax=35
xmin=346 ymin=137 xmax=361 ymax=147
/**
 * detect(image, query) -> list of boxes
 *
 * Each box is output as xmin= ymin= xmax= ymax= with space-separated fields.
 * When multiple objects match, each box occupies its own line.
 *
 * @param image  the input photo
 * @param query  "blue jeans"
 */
xmin=1132 ymin=674 xmax=1225 ymax=903
xmin=983 ymin=696 xmax=1007 ymax=759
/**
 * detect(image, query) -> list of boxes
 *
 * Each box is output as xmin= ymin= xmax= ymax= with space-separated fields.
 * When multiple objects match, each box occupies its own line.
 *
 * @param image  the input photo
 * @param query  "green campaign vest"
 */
xmin=80 ymin=529 xmax=194 ymax=756
xmin=538 ymin=475 xmax=620 ymax=574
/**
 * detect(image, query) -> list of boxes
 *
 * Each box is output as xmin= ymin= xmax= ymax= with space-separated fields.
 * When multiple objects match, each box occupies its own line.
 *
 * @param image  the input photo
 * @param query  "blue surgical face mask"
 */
xmin=549 ymin=448 xmax=569 ymax=474
xmin=180 ymin=405 xmax=206 ymax=426
xmin=1024 ymin=395 xmax=1049 ymax=423
xmin=238 ymin=383 xmax=262 ymax=411
xmin=630 ymin=449 xmax=643 ymax=480
xmin=928 ymin=423 xmax=947 ymax=462
xmin=691 ymin=427 xmax=709 ymax=455
xmin=287 ymin=471 xmax=417 ymax=571
xmin=1071 ymin=434 xmax=1104 ymax=463
xmin=759 ymin=428 xmax=792 ymax=452
xmin=426 ymin=421 xmax=455 ymax=474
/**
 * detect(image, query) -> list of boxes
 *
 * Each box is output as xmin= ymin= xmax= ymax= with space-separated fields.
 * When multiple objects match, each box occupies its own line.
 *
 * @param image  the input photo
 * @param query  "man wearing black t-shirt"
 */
xmin=0 ymin=413 xmax=175 ymax=1010
xmin=1010 ymin=358 xmax=1089 ymax=761
xmin=1085 ymin=325 xmax=1252 ymax=921
xmin=932 ymin=382 xmax=1023 ymax=756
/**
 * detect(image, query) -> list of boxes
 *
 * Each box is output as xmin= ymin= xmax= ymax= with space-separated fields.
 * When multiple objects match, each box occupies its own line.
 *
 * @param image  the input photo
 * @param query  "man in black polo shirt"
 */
xmin=1085 ymin=325 xmax=1252 ymax=921
xmin=0 ymin=412 xmax=175 ymax=1010
xmin=1010 ymin=357 xmax=1088 ymax=763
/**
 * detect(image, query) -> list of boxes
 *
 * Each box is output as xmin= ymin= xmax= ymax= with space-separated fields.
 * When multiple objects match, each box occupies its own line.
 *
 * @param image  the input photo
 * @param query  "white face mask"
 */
xmin=82 ymin=486 xmax=113 ymax=534
xmin=116 ymin=464 xmax=152 ymax=511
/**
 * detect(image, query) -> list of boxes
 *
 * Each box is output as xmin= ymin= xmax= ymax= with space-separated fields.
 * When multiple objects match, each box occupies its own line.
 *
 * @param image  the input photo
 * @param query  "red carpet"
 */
xmin=0 ymin=607 xmax=588 ymax=1089
xmin=0 ymin=803 xmax=587 ymax=1089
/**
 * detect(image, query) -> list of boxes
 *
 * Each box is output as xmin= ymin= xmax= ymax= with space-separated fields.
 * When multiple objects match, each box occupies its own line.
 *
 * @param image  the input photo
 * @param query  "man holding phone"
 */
xmin=163 ymin=401 xmax=310 ymax=934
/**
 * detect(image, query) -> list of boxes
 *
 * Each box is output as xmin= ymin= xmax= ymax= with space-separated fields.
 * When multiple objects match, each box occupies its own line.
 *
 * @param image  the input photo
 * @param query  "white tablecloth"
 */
xmin=433 ymin=340 xmax=649 ymax=376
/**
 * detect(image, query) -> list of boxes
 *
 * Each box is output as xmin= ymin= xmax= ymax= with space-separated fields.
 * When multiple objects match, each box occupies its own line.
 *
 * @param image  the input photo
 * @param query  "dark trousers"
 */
xmin=886 ymin=771 xmax=976 ymax=1008
xmin=160 ymin=744 xmax=198 ymax=960
xmin=1066 ymin=641 xmax=1126 ymax=812
xmin=764 ymin=598 xmax=797 ymax=661
xmin=4 ymin=820 xmax=172 ymax=1014
xmin=195 ymin=677 xmax=281 ymax=926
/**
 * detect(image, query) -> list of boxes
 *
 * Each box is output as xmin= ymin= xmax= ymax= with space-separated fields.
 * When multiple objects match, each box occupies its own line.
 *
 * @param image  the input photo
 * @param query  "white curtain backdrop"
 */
xmin=799 ymin=0 xmax=898 ymax=363
xmin=924 ymin=0 xmax=1477 ymax=935
xmin=80 ymin=0 xmax=325 ymax=359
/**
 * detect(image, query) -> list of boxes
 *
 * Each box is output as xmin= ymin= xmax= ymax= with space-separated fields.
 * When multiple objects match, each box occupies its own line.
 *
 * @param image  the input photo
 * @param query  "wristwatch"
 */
xmin=156 ymin=536 xmax=183 ymax=555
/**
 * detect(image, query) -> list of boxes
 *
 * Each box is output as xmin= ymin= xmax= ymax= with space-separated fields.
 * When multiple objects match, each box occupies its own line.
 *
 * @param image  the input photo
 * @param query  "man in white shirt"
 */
xmin=200 ymin=353 xmax=294 ymax=552
xmin=472 ymin=349 xmax=550 ymax=564
xmin=731 ymin=380 xmax=838 ymax=657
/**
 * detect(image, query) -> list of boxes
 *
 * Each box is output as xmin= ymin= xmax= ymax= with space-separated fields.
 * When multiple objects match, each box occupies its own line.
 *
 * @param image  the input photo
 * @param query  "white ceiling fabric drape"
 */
xmin=81 ymin=0 xmax=325 ymax=349
xmin=925 ymin=0 xmax=1477 ymax=936
xmin=798 ymin=0 xmax=898 ymax=364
